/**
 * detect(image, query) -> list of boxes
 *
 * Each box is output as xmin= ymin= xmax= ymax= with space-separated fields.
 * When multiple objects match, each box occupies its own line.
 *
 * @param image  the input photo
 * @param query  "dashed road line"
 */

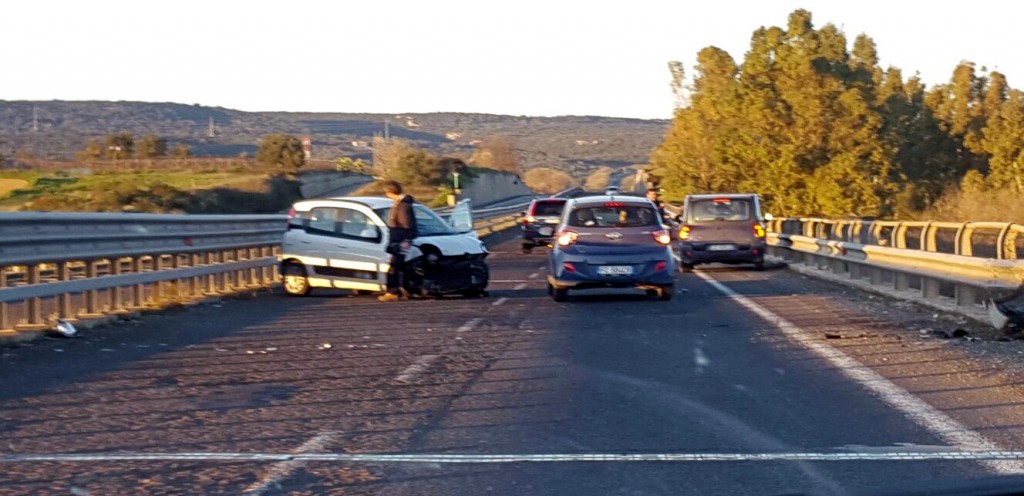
xmin=695 ymin=270 xmax=1024 ymax=475
xmin=492 ymin=297 xmax=509 ymax=306
xmin=242 ymin=431 xmax=341 ymax=494
xmin=393 ymin=354 xmax=441 ymax=383
xmin=529 ymin=272 xmax=539 ymax=279
xmin=514 ymin=283 xmax=527 ymax=290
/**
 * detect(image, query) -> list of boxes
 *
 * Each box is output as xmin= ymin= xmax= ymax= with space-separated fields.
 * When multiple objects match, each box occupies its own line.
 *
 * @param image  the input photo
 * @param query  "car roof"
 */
xmin=294 ymin=196 xmax=394 ymax=210
xmin=569 ymin=195 xmax=652 ymax=207
xmin=532 ymin=197 xmax=567 ymax=203
xmin=685 ymin=193 xmax=759 ymax=201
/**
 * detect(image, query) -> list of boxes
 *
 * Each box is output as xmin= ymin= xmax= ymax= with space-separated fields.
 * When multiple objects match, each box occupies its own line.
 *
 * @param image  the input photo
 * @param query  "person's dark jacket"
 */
xmin=388 ymin=194 xmax=419 ymax=243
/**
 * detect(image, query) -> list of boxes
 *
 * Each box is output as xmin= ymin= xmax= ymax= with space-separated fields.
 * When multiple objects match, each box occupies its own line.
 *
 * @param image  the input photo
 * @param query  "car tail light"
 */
xmin=523 ymin=214 xmax=537 ymax=224
xmin=652 ymin=229 xmax=671 ymax=245
xmin=678 ymin=225 xmax=692 ymax=241
xmin=556 ymin=230 xmax=578 ymax=247
xmin=654 ymin=260 xmax=668 ymax=272
xmin=562 ymin=262 xmax=576 ymax=273
xmin=604 ymin=202 xmax=624 ymax=207
xmin=753 ymin=223 xmax=766 ymax=238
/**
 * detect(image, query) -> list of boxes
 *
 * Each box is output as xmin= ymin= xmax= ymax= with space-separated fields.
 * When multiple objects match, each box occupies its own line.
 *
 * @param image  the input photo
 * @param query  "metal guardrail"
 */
xmin=0 ymin=213 xmax=285 ymax=336
xmin=768 ymin=218 xmax=1024 ymax=260
xmin=770 ymin=219 xmax=1024 ymax=315
xmin=0 ymin=198 xmax=535 ymax=338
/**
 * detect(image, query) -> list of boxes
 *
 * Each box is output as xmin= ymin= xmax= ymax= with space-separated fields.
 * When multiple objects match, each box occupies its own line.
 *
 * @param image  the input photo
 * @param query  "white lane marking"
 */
xmin=457 ymin=318 xmax=483 ymax=333
xmin=529 ymin=272 xmax=539 ymax=279
xmin=9 ymin=451 xmax=1024 ymax=463
xmin=492 ymin=297 xmax=509 ymax=306
xmin=491 ymin=279 xmax=533 ymax=283
xmin=393 ymin=354 xmax=441 ymax=383
xmin=694 ymin=347 xmax=710 ymax=374
xmin=695 ymin=271 xmax=1024 ymax=475
xmin=514 ymin=283 xmax=527 ymax=290
xmin=242 ymin=431 xmax=340 ymax=495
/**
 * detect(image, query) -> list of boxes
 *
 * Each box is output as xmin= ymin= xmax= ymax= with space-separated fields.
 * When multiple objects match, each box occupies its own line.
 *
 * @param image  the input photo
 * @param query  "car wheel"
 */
xmin=547 ymin=283 xmax=554 ymax=296
xmin=553 ymin=287 xmax=568 ymax=302
xmin=658 ymin=285 xmax=674 ymax=301
xmin=282 ymin=262 xmax=311 ymax=296
xmin=522 ymin=244 xmax=533 ymax=254
xmin=680 ymin=263 xmax=694 ymax=273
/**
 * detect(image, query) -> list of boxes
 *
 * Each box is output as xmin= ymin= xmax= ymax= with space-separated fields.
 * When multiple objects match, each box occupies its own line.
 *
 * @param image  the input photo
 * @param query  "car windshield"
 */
xmin=567 ymin=205 xmax=659 ymax=228
xmin=375 ymin=204 xmax=456 ymax=236
xmin=688 ymin=199 xmax=752 ymax=222
xmin=532 ymin=201 xmax=566 ymax=217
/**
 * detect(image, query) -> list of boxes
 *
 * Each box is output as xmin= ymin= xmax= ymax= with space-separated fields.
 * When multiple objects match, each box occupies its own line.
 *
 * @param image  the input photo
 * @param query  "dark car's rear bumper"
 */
xmin=522 ymin=224 xmax=559 ymax=245
xmin=678 ymin=242 xmax=765 ymax=265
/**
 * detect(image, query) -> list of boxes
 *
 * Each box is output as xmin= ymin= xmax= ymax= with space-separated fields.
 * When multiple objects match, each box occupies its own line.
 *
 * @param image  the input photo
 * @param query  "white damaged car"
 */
xmin=280 ymin=197 xmax=489 ymax=297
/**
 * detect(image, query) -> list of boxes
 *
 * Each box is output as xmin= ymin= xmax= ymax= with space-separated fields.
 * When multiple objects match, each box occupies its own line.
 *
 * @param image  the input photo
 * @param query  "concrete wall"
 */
xmin=298 ymin=171 xmax=374 ymax=198
xmin=460 ymin=171 xmax=534 ymax=205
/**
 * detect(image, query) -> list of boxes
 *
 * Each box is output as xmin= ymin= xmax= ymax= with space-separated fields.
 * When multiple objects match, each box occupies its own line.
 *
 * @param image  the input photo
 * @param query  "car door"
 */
xmin=333 ymin=206 xmax=389 ymax=291
xmin=303 ymin=206 xmax=343 ymax=288
xmin=449 ymin=199 xmax=475 ymax=236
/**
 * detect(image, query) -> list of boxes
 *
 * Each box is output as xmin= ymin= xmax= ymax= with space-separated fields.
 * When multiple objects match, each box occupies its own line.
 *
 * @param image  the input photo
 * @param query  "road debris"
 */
xmin=319 ymin=343 xmax=333 ymax=350
xmin=53 ymin=319 xmax=77 ymax=338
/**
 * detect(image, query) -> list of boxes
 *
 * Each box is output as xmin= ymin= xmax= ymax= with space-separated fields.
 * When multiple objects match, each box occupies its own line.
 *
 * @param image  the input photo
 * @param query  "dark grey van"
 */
xmin=676 ymin=193 xmax=767 ymax=271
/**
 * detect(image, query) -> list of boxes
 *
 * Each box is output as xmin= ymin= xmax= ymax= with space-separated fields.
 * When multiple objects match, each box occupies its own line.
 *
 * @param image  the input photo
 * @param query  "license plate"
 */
xmin=538 ymin=227 xmax=553 ymax=236
xmin=707 ymin=244 xmax=736 ymax=251
xmin=597 ymin=265 xmax=633 ymax=276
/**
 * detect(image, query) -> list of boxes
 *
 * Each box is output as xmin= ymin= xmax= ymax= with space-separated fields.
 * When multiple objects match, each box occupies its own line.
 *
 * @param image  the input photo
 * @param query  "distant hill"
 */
xmin=0 ymin=101 xmax=669 ymax=176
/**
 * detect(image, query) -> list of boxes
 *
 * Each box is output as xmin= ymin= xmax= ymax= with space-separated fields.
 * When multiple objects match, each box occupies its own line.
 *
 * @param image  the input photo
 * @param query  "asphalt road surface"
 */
xmin=4 ymin=230 xmax=1024 ymax=495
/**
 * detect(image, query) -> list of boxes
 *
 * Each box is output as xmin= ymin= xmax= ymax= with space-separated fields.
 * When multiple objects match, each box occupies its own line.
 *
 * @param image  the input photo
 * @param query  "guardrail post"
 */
xmin=245 ymin=248 xmax=258 ymax=288
xmin=205 ymin=252 xmax=218 ymax=295
xmin=131 ymin=257 xmax=146 ymax=309
xmin=849 ymin=263 xmax=863 ymax=280
xmin=109 ymin=258 xmax=126 ymax=314
xmin=0 ymin=269 xmax=9 ymax=332
xmin=151 ymin=256 xmax=165 ymax=305
xmin=57 ymin=262 xmax=74 ymax=321
xmin=272 ymin=246 xmax=282 ymax=281
xmin=922 ymin=277 xmax=941 ymax=299
xmin=894 ymin=272 xmax=910 ymax=291
xmin=191 ymin=253 xmax=203 ymax=297
xmin=80 ymin=261 xmax=102 ymax=318
xmin=955 ymin=284 xmax=977 ymax=307
xmin=869 ymin=267 xmax=884 ymax=286
xmin=20 ymin=264 xmax=45 ymax=329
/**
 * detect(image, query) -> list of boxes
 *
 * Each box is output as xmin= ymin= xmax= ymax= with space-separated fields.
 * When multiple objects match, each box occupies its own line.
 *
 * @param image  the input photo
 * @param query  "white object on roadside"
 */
xmin=55 ymin=319 xmax=77 ymax=338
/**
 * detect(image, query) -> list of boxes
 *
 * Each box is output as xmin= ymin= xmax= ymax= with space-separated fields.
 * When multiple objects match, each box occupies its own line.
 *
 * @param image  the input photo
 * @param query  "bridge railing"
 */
xmin=766 ymin=218 xmax=1024 ymax=319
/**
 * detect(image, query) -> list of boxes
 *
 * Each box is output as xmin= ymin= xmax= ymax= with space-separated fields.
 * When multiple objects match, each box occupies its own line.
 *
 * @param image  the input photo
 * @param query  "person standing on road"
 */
xmin=646 ymin=187 xmax=674 ymax=226
xmin=379 ymin=180 xmax=419 ymax=302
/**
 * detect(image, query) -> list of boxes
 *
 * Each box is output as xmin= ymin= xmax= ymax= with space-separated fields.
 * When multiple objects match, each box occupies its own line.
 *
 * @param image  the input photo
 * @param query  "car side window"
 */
xmin=339 ymin=209 xmax=381 ymax=242
xmin=307 ymin=207 xmax=340 ymax=236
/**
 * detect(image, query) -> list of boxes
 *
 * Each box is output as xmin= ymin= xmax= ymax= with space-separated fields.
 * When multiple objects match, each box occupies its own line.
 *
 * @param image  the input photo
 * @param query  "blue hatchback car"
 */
xmin=547 ymin=196 xmax=677 ymax=301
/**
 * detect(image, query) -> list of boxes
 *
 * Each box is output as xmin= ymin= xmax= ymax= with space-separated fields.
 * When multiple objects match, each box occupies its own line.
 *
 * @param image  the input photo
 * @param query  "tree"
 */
xmin=136 ymin=134 xmax=168 ymax=159
xmin=390 ymin=148 xmax=445 ymax=186
xmin=523 ymin=167 xmax=575 ymax=194
xmin=103 ymin=132 xmax=135 ymax=159
xmin=469 ymin=135 xmax=520 ymax=173
xmin=257 ymin=134 xmax=305 ymax=172
xmin=76 ymin=139 xmax=105 ymax=161
xmin=335 ymin=156 xmax=367 ymax=173
xmin=170 ymin=143 xmax=192 ymax=158
xmin=981 ymin=89 xmax=1024 ymax=193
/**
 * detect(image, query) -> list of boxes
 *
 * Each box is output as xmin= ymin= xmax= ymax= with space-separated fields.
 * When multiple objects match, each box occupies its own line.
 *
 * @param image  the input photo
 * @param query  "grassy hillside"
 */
xmin=0 ymin=101 xmax=667 ymax=176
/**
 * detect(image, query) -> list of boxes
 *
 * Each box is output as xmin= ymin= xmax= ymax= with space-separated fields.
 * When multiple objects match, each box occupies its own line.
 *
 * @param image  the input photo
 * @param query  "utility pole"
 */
xmin=32 ymin=106 xmax=38 ymax=132
xmin=207 ymin=116 xmax=215 ymax=138
xmin=384 ymin=121 xmax=390 ymax=140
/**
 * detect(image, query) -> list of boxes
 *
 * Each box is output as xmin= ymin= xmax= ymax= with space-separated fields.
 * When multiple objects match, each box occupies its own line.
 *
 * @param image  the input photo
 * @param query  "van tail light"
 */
xmin=286 ymin=207 xmax=296 ymax=230
xmin=753 ymin=223 xmax=766 ymax=239
xmin=556 ymin=230 xmax=579 ymax=247
xmin=652 ymin=230 xmax=671 ymax=245
xmin=678 ymin=225 xmax=692 ymax=241
xmin=654 ymin=260 xmax=668 ymax=272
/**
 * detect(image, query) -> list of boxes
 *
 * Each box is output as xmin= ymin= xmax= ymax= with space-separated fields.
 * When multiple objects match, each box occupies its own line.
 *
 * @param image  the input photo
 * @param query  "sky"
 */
xmin=1 ymin=0 xmax=1020 ymax=120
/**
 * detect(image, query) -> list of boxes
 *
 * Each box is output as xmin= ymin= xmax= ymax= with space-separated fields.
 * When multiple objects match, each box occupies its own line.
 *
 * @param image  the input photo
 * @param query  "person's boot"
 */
xmin=377 ymin=292 xmax=400 ymax=302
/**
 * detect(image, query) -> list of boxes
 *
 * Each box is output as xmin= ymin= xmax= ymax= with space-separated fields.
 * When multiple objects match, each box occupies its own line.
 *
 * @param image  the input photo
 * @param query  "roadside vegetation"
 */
xmin=651 ymin=8 xmax=1024 ymax=222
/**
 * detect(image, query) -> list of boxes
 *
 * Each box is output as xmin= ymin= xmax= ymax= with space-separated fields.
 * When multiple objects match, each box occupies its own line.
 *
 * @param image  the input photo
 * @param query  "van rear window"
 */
xmin=688 ymin=199 xmax=752 ymax=222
